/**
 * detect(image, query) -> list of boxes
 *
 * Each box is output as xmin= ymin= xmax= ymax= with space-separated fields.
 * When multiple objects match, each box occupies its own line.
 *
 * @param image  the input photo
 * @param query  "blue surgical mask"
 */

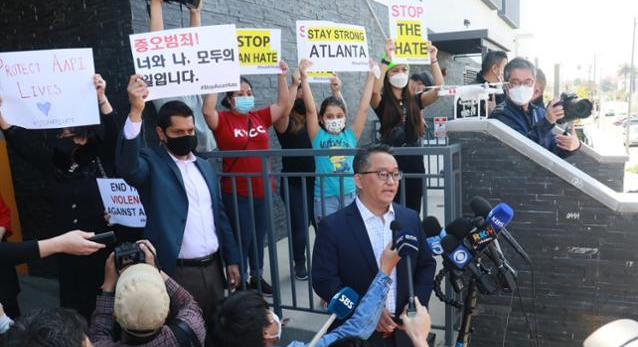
xmin=234 ymin=96 xmax=255 ymax=114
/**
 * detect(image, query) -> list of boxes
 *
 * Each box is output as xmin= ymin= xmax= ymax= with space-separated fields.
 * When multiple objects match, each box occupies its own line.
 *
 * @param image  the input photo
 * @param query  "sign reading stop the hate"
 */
xmin=237 ymin=28 xmax=282 ymax=75
xmin=388 ymin=2 xmax=431 ymax=65
xmin=97 ymin=178 xmax=146 ymax=228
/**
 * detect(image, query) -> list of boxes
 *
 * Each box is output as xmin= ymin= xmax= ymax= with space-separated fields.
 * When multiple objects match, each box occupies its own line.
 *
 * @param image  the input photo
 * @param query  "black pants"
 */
xmin=58 ymin=249 xmax=109 ymax=320
xmin=280 ymin=178 xmax=315 ymax=263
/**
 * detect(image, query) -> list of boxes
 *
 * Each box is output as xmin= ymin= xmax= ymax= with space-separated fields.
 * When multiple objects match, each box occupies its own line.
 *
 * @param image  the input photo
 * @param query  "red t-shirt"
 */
xmin=214 ymin=107 xmax=274 ymax=198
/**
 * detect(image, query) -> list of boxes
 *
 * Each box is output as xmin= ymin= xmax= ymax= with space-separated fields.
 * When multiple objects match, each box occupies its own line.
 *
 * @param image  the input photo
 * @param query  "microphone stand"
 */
xmin=456 ymin=280 xmax=479 ymax=347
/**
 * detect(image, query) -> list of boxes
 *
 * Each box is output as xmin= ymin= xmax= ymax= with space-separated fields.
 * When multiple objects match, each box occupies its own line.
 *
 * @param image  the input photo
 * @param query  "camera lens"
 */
xmin=572 ymin=99 xmax=593 ymax=119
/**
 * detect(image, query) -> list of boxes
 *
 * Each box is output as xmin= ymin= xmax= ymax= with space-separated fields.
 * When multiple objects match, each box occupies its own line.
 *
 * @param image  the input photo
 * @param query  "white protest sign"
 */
xmin=129 ymin=24 xmax=240 ymax=100
xmin=238 ymin=28 xmax=282 ymax=75
xmin=296 ymin=21 xmax=370 ymax=72
xmin=388 ymin=1 xmax=430 ymax=65
xmin=307 ymin=71 xmax=336 ymax=84
xmin=0 ymin=48 xmax=99 ymax=129
xmin=434 ymin=117 xmax=447 ymax=137
xmin=97 ymin=178 xmax=146 ymax=228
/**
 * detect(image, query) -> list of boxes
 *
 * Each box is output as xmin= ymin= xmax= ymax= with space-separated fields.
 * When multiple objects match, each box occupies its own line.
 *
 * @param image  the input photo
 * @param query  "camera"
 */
xmin=164 ymin=0 xmax=200 ymax=9
xmin=556 ymin=92 xmax=593 ymax=124
xmin=114 ymin=242 xmax=146 ymax=270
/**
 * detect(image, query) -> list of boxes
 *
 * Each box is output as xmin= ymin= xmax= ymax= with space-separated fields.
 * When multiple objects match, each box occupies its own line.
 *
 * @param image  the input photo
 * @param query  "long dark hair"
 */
xmin=380 ymin=74 xmax=424 ymax=140
xmin=318 ymin=96 xmax=347 ymax=132
xmin=221 ymin=76 xmax=253 ymax=109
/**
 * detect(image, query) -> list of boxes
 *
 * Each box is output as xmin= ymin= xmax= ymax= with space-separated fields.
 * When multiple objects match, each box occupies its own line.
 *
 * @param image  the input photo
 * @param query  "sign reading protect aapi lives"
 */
xmin=97 ymin=178 xmax=146 ymax=228
xmin=388 ymin=2 xmax=430 ymax=65
xmin=296 ymin=21 xmax=370 ymax=72
xmin=129 ymin=24 xmax=240 ymax=101
xmin=0 ymin=48 xmax=100 ymax=129
xmin=238 ymin=28 xmax=282 ymax=75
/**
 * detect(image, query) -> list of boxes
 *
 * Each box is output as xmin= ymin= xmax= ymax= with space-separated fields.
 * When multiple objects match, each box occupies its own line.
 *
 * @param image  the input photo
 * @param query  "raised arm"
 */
xmin=371 ymin=39 xmax=395 ymax=109
xmin=274 ymin=70 xmax=301 ymax=134
xmin=299 ymin=59 xmax=320 ymax=140
xmin=149 ymin=0 xmax=164 ymax=32
xmin=420 ymin=44 xmax=443 ymax=108
xmin=94 ymin=74 xmax=113 ymax=114
xmin=330 ymin=74 xmax=348 ymax=114
xmin=202 ymin=93 xmax=220 ymax=130
xmin=269 ymin=60 xmax=291 ymax=124
xmin=351 ymin=61 xmax=378 ymax=140
xmin=189 ymin=0 xmax=203 ymax=27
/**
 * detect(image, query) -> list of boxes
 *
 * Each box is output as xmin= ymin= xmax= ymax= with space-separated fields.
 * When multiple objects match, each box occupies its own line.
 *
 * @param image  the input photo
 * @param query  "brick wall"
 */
xmin=564 ymin=149 xmax=625 ymax=192
xmin=449 ymin=131 xmax=638 ymax=347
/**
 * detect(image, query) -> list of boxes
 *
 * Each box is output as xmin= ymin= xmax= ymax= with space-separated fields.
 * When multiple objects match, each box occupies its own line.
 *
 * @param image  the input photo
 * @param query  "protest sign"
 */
xmin=97 ymin=178 xmax=146 ymax=228
xmin=388 ymin=1 xmax=430 ymax=65
xmin=433 ymin=117 xmax=447 ymax=138
xmin=129 ymin=24 xmax=240 ymax=100
xmin=0 ymin=48 xmax=99 ymax=129
xmin=307 ymin=71 xmax=336 ymax=84
xmin=296 ymin=21 xmax=370 ymax=72
xmin=237 ymin=28 xmax=282 ymax=75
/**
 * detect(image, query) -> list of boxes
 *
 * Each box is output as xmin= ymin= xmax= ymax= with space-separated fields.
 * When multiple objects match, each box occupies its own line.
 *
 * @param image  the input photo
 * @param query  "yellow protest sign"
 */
xmin=388 ymin=2 xmax=430 ymax=65
xmin=237 ymin=28 xmax=282 ymax=75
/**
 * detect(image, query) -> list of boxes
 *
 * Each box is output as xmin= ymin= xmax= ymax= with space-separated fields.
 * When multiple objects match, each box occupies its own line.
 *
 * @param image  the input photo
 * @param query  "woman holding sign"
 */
xmin=202 ymin=61 xmax=289 ymax=296
xmin=370 ymin=39 xmax=443 ymax=214
xmin=298 ymin=59 xmax=377 ymax=223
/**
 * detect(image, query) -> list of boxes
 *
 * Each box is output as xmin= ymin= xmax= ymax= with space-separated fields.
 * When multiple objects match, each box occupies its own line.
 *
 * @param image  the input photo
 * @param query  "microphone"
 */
xmin=390 ymin=220 xmax=401 ymax=250
xmin=422 ymin=216 xmax=445 ymax=255
xmin=441 ymin=234 xmax=498 ymax=294
xmin=307 ymin=287 xmax=359 ymax=347
xmin=395 ymin=229 xmax=419 ymax=317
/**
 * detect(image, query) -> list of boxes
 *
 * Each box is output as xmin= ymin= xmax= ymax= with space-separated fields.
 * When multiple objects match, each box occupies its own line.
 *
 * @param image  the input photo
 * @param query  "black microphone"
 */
xmin=440 ymin=234 xmax=498 ymax=295
xmin=395 ymin=229 xmax=419 ymax=317
xmin=422 ymin=216 xmax=444 ymax=255
xmin=390 ymin=220 xmax=401 ymax=250
xmin=486 ymin=241 xmax=517 ymax=292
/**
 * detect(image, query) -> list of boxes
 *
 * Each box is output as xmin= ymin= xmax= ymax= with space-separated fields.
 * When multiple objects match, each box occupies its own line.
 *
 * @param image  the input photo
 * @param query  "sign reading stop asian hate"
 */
xmin=97 ymin=178 xmax=146 ymax=228
xmin=237 ymin=29 xmax=282 ymax=75
xmin=0 ymin=48 xmax=99 ymax=129
xmin=296 ymin=21 xmax=370 ymax=73
xmin=388 ymin=2 xmax=430 ymax=65
xmin=129 ymin=24 xmax=240 ymax=100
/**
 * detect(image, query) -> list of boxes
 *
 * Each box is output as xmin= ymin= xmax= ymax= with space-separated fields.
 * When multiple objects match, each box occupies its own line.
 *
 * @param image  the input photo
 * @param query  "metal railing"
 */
xmin=203 ymin=145 xmax=462 ymax=345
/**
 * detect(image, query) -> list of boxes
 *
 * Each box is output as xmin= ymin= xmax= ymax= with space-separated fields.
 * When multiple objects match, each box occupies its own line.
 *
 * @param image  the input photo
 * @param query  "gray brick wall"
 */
xmin=564 ymin=150 xmax=625 ymax=192
xmin=449 ymin=131 xmax=638 ymax=347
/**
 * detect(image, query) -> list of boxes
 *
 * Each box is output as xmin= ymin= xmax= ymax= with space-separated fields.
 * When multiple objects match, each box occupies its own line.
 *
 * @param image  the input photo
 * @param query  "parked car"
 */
xmin=624 ymin=124 xmax=638 ymax=147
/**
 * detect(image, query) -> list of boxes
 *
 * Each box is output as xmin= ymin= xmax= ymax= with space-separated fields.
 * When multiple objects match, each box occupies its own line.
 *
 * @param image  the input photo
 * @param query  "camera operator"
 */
xmin=89 ymin=240 xmax=205 ymax=346
xmin=489 ymin=58 xmax=581 ymax=158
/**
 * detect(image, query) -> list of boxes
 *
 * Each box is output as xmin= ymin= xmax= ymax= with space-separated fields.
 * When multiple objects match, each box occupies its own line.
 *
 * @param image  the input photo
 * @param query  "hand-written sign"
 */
xmin=129 ymin=25 xmax=240 ymax=100
xmin=0 ymin=48 xmax=99 ymax=129
xmin=238 ymin=29 xmax=282 ymax=75
xmin=388 ymin=2 xmax=430 ymax=65
xmin=97 ymin=178 xmax=146 ymax=228
xmin=296 ymin=21 xmax=370 ymax=72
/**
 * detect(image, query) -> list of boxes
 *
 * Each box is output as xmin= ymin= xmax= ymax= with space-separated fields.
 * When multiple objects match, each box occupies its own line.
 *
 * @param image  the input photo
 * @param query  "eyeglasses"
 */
xmin=358 ymin=170 xmax=403 ymax=182
xmin=509 ymin=79 xmax=535 ymax=87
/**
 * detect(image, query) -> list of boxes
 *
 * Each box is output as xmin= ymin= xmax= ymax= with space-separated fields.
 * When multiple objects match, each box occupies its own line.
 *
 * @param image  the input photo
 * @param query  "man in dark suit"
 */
xmin=116 ymin=75 xmax=240 ymax=336
xmin=312 ymin=143 xmax=436 ymax=347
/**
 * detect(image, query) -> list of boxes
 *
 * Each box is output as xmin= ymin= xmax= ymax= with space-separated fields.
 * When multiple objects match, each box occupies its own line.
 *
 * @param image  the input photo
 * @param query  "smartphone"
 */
xmin=89 ymin=231 xmax=117 ymax=245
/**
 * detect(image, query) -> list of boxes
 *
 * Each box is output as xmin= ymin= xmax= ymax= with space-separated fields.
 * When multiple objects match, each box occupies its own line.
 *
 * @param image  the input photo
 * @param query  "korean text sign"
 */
xmin=296 ymin=21 xmax=370 ymax=72
xmin=388 ymin=2 xmax=430 ymax=65
xmin=129 ymin=24 xmax=240 ymax=100
xmin=238 ymin=28 xmax=282 ymax=75
xmin=97 ymin=178 xmax=146 ymax=228
xmin=0 ymin=48 xmax=99 ymax=129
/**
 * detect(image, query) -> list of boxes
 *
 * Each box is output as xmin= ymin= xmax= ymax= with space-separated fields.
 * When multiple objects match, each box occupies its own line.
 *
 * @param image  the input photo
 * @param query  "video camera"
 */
xmin=556 ymin=92 xmax=593 ymax=124
xmin=114 ymin=242 xmax=146 ymax=270
xmin=164 ymin=0 xmax=201 ymax=9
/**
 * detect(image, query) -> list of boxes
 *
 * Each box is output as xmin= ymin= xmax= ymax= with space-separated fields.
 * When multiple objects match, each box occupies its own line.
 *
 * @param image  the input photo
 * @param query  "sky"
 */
xmin=518 ymin=0 xmax=638 ymax=83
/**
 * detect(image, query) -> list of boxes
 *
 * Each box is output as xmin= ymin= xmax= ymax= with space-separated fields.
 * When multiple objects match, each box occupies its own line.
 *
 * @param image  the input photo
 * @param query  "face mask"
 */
xmin=264 ymin=310 xmax=282 ymax=340
xmin=292 ymin=98 xmax=306 ymax=115
xmin=389 ymin=72 xmax=409 ymax=89
xmin=53 ymin=137 xmax=78 ymax=154
xmin=234 ymin=96 xmax=255 ymax=114
xmin=324 ymin=118 xmax=346 ymax=134
xmin=163 ymin=132 xmax=197 ymax=156
xmin=508 ymin=85 xmax=534 ymax=106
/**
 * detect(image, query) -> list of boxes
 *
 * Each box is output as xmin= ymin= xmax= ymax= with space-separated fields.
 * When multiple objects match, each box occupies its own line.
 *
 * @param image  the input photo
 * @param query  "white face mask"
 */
xmin=389 ymin=72 xmax=409 ymax=89
xmin=264 ymin=310 xmax=282 ymax=340
xmin=325 ymin=118 xmax=346 ymax=134
xmin=508 ymin=85 xmax=534 ymax=106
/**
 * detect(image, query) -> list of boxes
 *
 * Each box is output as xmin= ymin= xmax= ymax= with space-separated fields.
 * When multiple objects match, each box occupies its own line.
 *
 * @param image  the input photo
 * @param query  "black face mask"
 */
xmin=163 ymin=133 xmax=197 ymax=156
xmin=292 ymin=98 xmax=307 ymax=115
xmin=53 ymin=137 xmax=78 ymax=154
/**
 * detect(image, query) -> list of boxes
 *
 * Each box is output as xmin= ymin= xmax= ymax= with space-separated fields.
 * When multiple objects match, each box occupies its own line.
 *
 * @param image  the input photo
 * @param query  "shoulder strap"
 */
xmin=168 ymin=318 xmax=202 ymax=347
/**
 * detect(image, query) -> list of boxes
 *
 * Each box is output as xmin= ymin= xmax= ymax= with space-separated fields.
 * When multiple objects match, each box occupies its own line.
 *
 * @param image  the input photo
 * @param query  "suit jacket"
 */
xmin=312 ymin=201 xmax=436 ymax=346
xmin=115 ymin=131 xmax=239 ymax=276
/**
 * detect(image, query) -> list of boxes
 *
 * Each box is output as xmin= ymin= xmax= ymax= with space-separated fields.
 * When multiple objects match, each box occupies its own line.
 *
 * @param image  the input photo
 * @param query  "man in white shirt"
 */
xmin=116 ymin=75 xmax=240 ymax=342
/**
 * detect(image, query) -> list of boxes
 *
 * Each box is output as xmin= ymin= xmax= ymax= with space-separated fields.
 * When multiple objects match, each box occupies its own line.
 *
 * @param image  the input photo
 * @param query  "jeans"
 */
xmin=222 ymin=194 xmax=267 ymax=280
xmin=280 ymin=178 xmax=315 ymax=263
xmin=314 ymin=192 xmax=355 ymax=224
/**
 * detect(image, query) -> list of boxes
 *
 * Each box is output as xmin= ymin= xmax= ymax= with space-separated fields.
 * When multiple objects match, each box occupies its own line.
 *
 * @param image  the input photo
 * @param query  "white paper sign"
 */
xmin=238 ymin=28 xmax=282 ymax=75
xmin=388 ymin=1 xmax=430 ymax=65
xmin=97 ymin=178 xmax=146 ymax=228
xmin=129 ymin=25 xmax=241 ymax=100
xmin=296 ymin=21 xmax=370 ymax=72
xmin=307 ymin=71 xmax=336 ymax=84
xmin=0 ymin=48 xmax=99 ymax=129
xmin=434 ymin=117 xmax=447 ymax=138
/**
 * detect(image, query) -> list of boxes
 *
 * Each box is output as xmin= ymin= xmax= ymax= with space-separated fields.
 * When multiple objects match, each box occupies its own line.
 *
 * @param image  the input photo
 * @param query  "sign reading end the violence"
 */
xmin=238 ymin=28 xmax=282 ymax=75
xmin=97 ymin=178 xmax=146 ymax=228
xmin=0 ymin=48 xmax=99 ymax=129
xmin=129 ymin=24 xmax=240 ymax=100
xmin=388 ymin=2 xmax=430 ymax=65
xmin=296 ymin=21 xmax=370 ymax=73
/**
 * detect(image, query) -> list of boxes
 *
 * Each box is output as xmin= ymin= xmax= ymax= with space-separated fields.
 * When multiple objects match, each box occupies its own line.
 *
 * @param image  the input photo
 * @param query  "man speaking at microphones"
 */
xmin=312 ymin=144 xmax=437 ymax=347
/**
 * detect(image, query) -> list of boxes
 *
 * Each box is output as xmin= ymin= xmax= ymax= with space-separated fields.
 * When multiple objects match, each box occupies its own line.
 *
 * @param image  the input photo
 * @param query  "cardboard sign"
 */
xmin=388 ymin=2 xmax=430 ymax=65
xmin=296 ymin=21 xmax=370 ymax=72
xmin=129 ymin=25 xmax=240 ymax=100
xmin=433 ymin=116 xmax=447 ymax=138
xmin=307 ymin=71 xmax=336 ymax=84
xmin=237 ymin=28 xmax=282 ymax=75
xmin=97 ymin=178 xmax=146 ymax=228
xmin=0 ymin=48 xmax=99 ymax=129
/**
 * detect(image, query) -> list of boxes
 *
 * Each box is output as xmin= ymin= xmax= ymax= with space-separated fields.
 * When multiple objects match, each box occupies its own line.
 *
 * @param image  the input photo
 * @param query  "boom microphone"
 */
xmin=307 ymin=287 xmax=359 ymax=347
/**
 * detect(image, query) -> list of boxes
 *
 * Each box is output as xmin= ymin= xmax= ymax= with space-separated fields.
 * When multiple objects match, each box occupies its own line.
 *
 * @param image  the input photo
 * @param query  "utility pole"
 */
xmin=627 ymin=17 xmax=636 ymax=152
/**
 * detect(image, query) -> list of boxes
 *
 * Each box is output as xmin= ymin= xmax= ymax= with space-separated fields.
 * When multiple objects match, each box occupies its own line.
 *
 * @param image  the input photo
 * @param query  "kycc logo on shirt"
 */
xmin=233 ymin=125 xmax=266 ymax=138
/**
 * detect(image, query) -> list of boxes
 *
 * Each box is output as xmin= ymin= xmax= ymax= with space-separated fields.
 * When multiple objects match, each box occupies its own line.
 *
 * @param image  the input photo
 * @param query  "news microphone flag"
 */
xmin=307 ymin=287 xmax=359 ymax=347
xmin=423 ymin=216 xmax=445 ymax=255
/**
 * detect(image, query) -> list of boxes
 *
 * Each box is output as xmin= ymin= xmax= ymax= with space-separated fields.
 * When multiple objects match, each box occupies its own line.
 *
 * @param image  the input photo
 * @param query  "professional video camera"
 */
xmin=557 ymin=92 xmax=593 ymax=124
xmin=164 ymin=0 xmax=201 ymax=9
xmin=114 ymin=242 xmax=146 ymax=270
